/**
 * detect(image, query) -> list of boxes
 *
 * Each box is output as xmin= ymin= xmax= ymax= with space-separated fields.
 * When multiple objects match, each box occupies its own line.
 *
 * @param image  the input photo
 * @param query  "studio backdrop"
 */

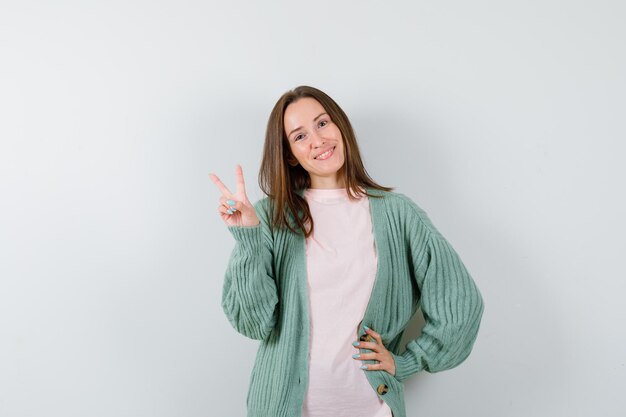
xmin=1 ymin=1 xmax=624 ymax=416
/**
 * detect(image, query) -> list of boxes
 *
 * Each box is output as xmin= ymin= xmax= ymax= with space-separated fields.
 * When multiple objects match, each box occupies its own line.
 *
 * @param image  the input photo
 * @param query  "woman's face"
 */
xmin=283 ymin=97 xmax=346 ymax=189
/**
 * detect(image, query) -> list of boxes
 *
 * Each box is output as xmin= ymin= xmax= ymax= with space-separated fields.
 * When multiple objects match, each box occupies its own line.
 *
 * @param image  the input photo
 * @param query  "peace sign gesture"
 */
xmin=209 ymin=164 xmax=260 ymax=227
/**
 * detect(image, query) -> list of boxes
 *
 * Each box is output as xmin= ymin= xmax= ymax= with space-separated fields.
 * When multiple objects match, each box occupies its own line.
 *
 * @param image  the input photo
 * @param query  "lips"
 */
xmin=314 ymin=146 xmax=335 ymax=159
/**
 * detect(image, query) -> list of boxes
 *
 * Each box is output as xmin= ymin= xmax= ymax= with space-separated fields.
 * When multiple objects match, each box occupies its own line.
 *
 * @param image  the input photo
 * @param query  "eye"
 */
xmin=294 ymin=133 xmax=305 ymax=141
xmin=318 ymin=120 xmax=328 ymax=127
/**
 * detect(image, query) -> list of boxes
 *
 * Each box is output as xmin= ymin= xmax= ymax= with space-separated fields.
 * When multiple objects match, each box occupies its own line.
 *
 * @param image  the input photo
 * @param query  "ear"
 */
xmin=287 ymin=156 xmax=299 ymax=166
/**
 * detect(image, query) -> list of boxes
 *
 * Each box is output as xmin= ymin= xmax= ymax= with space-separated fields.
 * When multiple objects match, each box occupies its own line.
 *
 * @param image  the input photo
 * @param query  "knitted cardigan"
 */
xmin=221 ymin=187 xmax=485 ymax=417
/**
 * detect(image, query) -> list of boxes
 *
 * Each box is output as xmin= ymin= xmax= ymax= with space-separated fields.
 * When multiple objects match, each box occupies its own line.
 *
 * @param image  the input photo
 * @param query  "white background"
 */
xmin=1 ymin=1 xmax=625 ymax=416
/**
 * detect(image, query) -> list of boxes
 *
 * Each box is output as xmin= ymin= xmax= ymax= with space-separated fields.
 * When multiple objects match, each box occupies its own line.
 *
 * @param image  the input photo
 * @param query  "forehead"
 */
xmin=283 ymin=97 xmax=326 ymax=131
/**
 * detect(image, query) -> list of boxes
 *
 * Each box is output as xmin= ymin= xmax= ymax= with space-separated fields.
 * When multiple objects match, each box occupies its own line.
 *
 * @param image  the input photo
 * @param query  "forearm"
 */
xmin=393 ymin=229 xmax=485 ymax=382
xmin=221 ymin=223 xmax=279 ymax=340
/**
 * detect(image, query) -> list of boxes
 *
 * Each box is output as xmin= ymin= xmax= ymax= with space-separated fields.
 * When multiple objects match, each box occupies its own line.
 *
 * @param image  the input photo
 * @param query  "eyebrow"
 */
xmin=287 ymin=112 xmax=328 ymax=138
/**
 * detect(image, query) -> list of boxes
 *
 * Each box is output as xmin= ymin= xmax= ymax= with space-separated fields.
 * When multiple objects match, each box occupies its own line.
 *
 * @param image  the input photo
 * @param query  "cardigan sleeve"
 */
xmin=221 ymin=198 xmax=279 ymax=341
xmin=390 ymin=198 xmax=485 ymax=382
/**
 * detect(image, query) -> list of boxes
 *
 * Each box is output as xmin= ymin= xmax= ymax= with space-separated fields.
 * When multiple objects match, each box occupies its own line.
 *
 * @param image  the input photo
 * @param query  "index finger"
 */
xmin=235 ymin=164 xmax=247 ymax=197
xmin=208 ymin=172 xmax=234 ymax=197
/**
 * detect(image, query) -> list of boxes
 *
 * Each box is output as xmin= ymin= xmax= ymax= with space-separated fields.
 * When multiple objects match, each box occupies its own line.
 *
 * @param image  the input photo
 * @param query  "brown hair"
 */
xmin=258 ymin=85 xmax=394 ymax=237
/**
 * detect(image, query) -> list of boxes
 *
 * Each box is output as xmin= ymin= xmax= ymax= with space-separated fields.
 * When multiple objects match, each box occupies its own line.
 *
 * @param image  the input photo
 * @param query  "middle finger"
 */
xmin=352 ymin=351 xmax=379 ymax=361
xmin=353 ymin=341 xmax=380 ymax=351
xmin=209 ymin=173 xmax=234 ymax=197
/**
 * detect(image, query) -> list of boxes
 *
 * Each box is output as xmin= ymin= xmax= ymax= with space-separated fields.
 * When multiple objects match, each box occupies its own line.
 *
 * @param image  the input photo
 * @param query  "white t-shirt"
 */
xmin=301 ymin=187 xmax=393 ymax=417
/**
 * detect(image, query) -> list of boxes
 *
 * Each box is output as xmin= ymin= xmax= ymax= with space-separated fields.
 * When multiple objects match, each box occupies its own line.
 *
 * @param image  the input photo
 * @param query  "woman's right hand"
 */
xmin=209 ymin=164 xmax=261 ymax=227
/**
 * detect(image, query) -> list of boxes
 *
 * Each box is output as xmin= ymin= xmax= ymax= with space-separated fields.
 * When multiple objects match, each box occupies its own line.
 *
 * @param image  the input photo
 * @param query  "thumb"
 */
xmin=228 ymin=198 xmax=246 ymax=212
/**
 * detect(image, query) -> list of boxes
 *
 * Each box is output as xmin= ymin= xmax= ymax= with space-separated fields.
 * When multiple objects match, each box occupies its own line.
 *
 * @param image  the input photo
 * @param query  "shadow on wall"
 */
xmin=399 ymin=309 xmax=426 ymax=386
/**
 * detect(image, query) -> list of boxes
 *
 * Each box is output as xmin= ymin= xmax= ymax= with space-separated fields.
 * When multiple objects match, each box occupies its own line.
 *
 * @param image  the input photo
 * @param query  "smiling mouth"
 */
xmin=315 ymin=146 xmax=335 ymax=160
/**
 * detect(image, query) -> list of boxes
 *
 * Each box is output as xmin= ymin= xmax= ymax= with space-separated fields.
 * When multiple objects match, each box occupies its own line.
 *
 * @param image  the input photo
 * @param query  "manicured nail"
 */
xmin=227 ymin=199 xmax=236 ymax=206
xmin=227 ymin=209 xmax=233 ymax=214
xmin=352 ymin=341 xmax=359 ymax=346
xmin=352 ymin=353 xmax=360 ymax=358
xmin=360 ymin=365 xmax=368 ymax=370
xmin=364 ymin=325 xmax=370 ymax=330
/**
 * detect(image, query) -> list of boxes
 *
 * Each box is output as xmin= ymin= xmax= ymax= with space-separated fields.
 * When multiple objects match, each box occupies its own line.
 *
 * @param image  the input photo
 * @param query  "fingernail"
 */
xmin=360 ymin=365 xmax=368 ymax=370
xmin=227 ymin=209 xmax=233 ymax=214
xmin=227 ymin=199 xmax=235 ymax=206
xmin=352 ymin=353 xmax=360 ymax=358
xmin=352 ymin=341 xmax=359 ymax=346
xmin=364 ymin=325 xmax=370 ymax=330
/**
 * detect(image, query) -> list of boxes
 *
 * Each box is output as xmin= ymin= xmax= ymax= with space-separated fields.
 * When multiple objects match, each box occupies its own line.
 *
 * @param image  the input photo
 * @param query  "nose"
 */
xmin=310 ymin=129 xmax=326 ymax=147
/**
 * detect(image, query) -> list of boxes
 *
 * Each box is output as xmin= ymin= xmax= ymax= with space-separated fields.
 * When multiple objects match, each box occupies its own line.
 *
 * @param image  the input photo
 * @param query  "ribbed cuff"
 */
xmin=390 ymin=351 xmax=422 ymax=383
xmin=227 ymin=223 xmax=263 ymax=247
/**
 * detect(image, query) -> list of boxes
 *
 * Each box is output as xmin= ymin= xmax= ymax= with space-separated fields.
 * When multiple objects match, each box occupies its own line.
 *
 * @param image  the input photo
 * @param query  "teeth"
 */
xmin=316 ymin=147 xmax=333 ymax=159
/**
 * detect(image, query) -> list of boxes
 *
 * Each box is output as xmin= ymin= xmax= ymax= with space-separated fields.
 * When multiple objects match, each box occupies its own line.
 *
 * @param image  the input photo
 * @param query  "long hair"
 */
xmin=258 ymin=85 xmax=394 ymax=237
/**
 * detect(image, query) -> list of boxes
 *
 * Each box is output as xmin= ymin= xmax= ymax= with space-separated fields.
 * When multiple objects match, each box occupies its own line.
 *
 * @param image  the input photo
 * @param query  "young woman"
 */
xmin=209 ymin=86 xmax=485 ymax=417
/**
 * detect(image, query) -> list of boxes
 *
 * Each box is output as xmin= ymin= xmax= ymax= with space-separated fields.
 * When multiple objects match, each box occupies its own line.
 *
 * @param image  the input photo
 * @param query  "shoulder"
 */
xmin=375 ymin=189 xmax=442 ymax=238
xmin=252 ymin=196 xmax=271 ymax=212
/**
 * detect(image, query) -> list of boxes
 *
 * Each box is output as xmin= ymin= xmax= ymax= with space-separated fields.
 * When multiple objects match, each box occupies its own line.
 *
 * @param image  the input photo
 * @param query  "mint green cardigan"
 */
xmin=222 ymin=187 xmax=484 ymax=417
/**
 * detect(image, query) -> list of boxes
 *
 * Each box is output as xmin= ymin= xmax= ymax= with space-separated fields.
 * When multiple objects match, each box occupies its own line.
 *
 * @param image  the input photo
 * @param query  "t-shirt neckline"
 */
xmin=304 ymin=187 xmax=351 ymax=204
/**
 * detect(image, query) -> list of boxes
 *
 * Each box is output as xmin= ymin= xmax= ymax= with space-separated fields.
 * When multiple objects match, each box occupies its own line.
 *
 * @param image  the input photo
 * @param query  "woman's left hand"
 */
xmin=352 ymin=327 xmax=396 ymax=376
